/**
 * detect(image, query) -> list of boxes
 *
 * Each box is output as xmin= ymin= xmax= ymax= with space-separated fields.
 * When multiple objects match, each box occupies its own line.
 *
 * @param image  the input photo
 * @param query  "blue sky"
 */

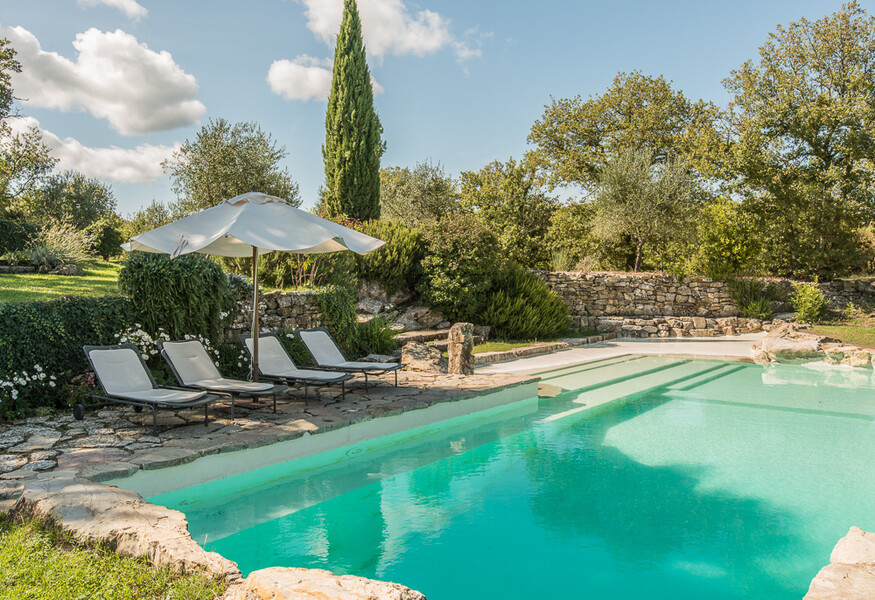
xmin=2 ymin=0 xmax=868 ymax=216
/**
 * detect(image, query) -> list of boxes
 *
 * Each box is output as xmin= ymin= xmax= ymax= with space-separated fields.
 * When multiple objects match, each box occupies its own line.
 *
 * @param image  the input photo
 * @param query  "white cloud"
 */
xmin=298 ymin=0 xmax=477 ymax=61
xmin=2 ymin=25 xmax=205 ymax=135
xmin=10 ymin=116 xmax=176 ymax=184
xmin=267 ymin=55 xmax=333 ymax=102
xmin=267 ymin=54 xmax=383 ymax=102
xmin=78 ymin=0 xmax=148 ymax=20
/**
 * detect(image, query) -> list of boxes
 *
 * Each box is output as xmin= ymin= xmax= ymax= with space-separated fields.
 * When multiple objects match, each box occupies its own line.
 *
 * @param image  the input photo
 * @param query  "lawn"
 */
xmin=0 ymin=261 xmax=121 ymax=303
xmin=470 ymin=328 xmax=600 ymax=354
xmin=0 ymin=518 xmax=226 ymax=600
xmin=810 ymin=307 xmax=875 ymax=347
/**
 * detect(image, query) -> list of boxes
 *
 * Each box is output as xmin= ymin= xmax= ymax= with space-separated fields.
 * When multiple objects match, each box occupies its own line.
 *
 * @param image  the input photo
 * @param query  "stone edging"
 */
xmin=474 ymin=333 xmax=618 ymax=365
xmin=805 ymin=527 xmax=875 ymax=599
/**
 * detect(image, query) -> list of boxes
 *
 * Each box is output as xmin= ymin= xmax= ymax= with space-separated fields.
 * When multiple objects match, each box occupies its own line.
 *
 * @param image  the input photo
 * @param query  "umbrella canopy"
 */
xmin=124 ymin=191 xmax=384 ymax=257
xmin=122 ymin=191 xmax=385 ymax=382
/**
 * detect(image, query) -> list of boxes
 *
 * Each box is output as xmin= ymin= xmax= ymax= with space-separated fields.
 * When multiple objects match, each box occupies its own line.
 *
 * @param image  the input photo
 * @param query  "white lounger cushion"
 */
xmin=188 ymin=377 xmax=274 ymax=393
xmin=298 ymin=330 xmax=348 ymax=364
xmin=328 ymin=361 xmax=399 ymax=371
xmin=114 ymin=388 xmax=208 ymax=404
xmin=88 ymin=348 xmax=155 ymax=395
xmin=164 ymin=340 xmax=274 ymax=392
xmin=162 ymin=340 xmax=222 ymax=384
xmin=244 ymin=336 xmax=347 ymax=381
xmin=87 ymin=347 xmax=208 ymax=404
xmin=298 ymin=330 xmax=399 ymax=369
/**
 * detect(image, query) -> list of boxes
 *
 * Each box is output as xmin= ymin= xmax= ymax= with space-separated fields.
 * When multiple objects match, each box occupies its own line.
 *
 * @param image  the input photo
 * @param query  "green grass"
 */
xmin=0 ymin=260 xmax=121 ymax=303
xmin=468 ymin=328 xmax=601 ymax=355
xmin=809 ymin=324 xmax=875 ymax=347
xmin=0 ymin=517 xmax=226 ymax=600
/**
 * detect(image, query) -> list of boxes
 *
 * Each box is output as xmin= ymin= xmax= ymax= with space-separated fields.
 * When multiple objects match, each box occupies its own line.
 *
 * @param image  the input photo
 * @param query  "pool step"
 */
xmin=569 ymin=360 xmax=728 ymax=410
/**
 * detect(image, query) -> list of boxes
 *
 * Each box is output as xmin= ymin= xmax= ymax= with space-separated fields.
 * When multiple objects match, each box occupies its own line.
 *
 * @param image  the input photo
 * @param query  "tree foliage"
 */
xmin=724 ymin=1 xmax=875 ymax=278
xmin=162 ymin=118 xmax=300 ymax=215
xmin=322 ymin=0 xmax=384 ymax=221
xmin=380 ymin=160 xmax=457 ymax=226
xmin=0 ymin=38 xmax=55 ymax=215
xmin=545 ymin=201 xmax=596 ymax=270
xmin=459 ymin=157 xmax=555 ymax=269
xmin=593 ymin=149 xmax=699 ymax=272
xmin=15 ymin=171 xmax=116 ymax=229
xmin=528 ymin=71 xmax=721 ymax=188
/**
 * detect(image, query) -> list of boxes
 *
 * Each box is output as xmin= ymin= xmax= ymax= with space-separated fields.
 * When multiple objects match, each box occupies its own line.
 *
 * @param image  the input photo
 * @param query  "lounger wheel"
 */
xmin=73 ymin=404 xmax=85 ymax=421
xmin=133 ymin=405 xmax=144 ymax=413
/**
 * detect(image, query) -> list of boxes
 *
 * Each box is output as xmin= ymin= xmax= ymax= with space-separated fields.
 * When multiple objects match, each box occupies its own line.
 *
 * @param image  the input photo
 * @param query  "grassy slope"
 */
xmin=810 ymin=308 xmax=875 ymax=347
xmin=0 ymin=518 xmax=225 ymax=600
xmin=0 ymin=261 xmax=121 ymax=303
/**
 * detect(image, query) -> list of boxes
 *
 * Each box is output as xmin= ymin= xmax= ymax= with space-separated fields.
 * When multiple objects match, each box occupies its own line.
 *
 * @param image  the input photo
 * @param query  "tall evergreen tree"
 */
xmin=322 ymin=0 xmax=384 ymax=221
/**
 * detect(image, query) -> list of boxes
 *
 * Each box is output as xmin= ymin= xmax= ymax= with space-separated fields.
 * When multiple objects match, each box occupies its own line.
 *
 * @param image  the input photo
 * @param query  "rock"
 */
xmin=692 ymin=316 xmax=707 ymax=329
xmin=751 ymin=323 xmax=836 ymax=363
xmin=388 ymin=288 xmax=414 ymax=306
xmin=846 ymin=350 xmax=873 ymax=369
xmin=401 ymin=342 xmax=447 ymax=373
xmin=223 ymin=567 xmax=425 ymax=600
xmin=358 ymin=280 xmax=388 ymax=302
xmin=359 ymin=353 xmax=399 ymax=364
xmin=415 ymin=309 xmax=445 ymax=330
xmin=473 ymin=325 xmax=491 ymax=341
xmin=355 ymin=298 xmax=384 ymax=315
xmin=447 ymin=322 xmax=475 ymax=375
xmin=806 ymin=527 xmax=875 ymax=599
xmin=10 ymin=476 xmax=240 ymax=581
xmin=48 ymin=264 xmax=85 ymax=276
xmin=0 ymin=455 xmax=27 ymax=473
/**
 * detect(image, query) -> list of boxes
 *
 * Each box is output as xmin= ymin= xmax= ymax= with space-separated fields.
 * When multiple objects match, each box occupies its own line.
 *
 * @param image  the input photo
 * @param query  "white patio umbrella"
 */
xmin=123 ymin=191 xmax=385 ymax=381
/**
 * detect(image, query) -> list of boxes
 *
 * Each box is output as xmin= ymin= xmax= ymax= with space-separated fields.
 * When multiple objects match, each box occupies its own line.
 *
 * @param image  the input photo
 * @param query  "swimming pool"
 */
xmin=149 ymin=355 xmax=875 ymax=599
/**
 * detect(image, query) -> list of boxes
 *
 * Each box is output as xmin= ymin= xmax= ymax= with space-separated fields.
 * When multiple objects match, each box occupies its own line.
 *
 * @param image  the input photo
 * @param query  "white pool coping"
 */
xmin=476 ymin=333 xmax=766 ymax=376
xmin=110 ymin=380 xmax=538 ymax=497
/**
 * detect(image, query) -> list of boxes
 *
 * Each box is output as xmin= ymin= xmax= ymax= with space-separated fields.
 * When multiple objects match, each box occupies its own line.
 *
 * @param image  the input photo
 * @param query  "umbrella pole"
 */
xmin=251 ymin=247 xmax=260 ymax=382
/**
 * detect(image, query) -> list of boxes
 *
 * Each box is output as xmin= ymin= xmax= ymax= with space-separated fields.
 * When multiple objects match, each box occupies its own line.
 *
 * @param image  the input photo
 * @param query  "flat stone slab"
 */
xmin=223 ymin=567 xmax=425 ymax=600
xmin=806 ymin=527 xmax=875 ymax=599
xmin=56 ymin=448 xmax=131 ymax=471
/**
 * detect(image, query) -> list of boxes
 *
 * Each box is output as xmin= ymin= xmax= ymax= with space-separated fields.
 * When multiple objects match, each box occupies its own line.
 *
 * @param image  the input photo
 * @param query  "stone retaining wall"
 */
xmin=539 ymin=272 xmax=738 ymax=318
xmin=538 ymin=272 xmax=875 ymax=338
xmin=226 ymin=290 xmax=321 ymax=341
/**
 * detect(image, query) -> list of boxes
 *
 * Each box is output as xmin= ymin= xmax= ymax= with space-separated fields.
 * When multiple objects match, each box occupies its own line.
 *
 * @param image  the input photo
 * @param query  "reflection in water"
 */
xmin=161 ymin=359 xmax=875 ymax=600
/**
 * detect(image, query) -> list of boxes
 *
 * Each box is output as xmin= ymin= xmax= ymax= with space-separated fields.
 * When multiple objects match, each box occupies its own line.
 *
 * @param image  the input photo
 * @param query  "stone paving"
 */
xmin=0 ymin=370 xmax=536 ymax=509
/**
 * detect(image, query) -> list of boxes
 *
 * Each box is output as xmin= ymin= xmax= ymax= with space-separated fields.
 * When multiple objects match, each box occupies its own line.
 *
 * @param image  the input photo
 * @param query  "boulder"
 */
xmin=223 ymin=567 xmax=425 ymax=600
xmin=805 ymin=527 xmax=875 ymax=600
xmin=48 ymin=264 xmax=84 ymax=276
xmin=447 ymin=322 xmax=475 ymax=375
xmin=401 ymin=342 xmax=447 ymax=373
xmin=752 ymin=323 xmax=838 ymax=363
xmin=355 ymin=298 xmax=384 ymax=315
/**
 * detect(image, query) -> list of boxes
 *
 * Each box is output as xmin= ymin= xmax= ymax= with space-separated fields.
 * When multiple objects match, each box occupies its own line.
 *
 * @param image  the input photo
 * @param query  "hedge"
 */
xmin=0 ymin=296 xmax=136 ymax=418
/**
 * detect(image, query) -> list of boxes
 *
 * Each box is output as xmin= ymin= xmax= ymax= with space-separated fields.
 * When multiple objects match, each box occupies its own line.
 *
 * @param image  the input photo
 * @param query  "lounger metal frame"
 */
xmin=80 ymin=343 xmax=218 ymax=435
xmin=239 ymin=333 xmax=353 ymax=402
xmin=295 ymin=327 xmax=404 ymax=392
xmin=158 ymin=340 xmax=285 ymax=419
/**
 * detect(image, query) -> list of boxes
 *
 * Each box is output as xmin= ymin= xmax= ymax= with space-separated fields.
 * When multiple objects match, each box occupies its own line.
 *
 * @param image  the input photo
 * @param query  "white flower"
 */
xmin=11 ymin=390 xmax=17 ymax=400
xmin=48 ymin=381 xmax=56 ymax=388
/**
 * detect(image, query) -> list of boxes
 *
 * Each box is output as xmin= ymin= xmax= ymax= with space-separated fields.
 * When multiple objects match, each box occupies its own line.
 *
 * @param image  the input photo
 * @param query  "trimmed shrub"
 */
xmin=419 ymin=214 xmax=502 ymax=322
xmin=791 ymin=281 xmax=827 ymax=323
xmin=355 ymin=220 xmax=425 ymax=296
xmin=480 ymin=263 xmax=570 ymax=339
xmin=0 ymin=296 xmax=136 ymax=419
xmin=118 ymin=252 xmax=235 ymax=342
xmin=0 ymin=219 xmax=38 ymax=253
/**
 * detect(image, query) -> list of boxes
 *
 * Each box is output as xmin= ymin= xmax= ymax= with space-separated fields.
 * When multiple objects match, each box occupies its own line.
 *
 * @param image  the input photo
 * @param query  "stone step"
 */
xmin=394 ymin=329 xmax=451 ymax=344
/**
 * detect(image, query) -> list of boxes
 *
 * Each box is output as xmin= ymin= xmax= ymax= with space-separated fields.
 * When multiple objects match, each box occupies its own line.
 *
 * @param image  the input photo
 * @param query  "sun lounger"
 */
xmin=80 ymin=344 xmax=218 ymax=434
xmin=295 ymin=327 xmax=403 ymax=391
xmin=240 ymin=333 xmax=353 ymax=402
xmin=159 ymin=339 xmax=285 ymax=418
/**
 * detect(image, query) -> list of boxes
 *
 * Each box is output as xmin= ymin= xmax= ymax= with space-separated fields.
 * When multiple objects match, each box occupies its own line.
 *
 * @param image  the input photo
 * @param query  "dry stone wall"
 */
xmin=226 ymin=290 xmax=321 ymax=341
xmin=539 ymin=272 xmax=738 ymax=318
xmin=539 ymin=271 xmax=875 ymax=339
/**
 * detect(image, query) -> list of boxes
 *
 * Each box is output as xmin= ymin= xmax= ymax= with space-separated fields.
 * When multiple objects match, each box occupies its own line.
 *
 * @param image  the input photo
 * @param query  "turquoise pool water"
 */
xmin=150 ymin=355 xmax=875 ymax=599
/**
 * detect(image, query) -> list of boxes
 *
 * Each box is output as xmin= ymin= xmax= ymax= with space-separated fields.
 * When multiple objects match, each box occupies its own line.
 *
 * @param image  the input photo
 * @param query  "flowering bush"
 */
xmin=115 ymin=325 xmax=171 ymax=364
xmin=0 ymin=365 xmax=58 ymax=420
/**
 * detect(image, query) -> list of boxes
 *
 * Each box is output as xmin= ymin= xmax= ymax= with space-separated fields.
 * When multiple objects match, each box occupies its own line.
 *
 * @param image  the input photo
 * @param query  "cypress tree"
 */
xmin=322 ymin=0 xmax=384 ymax=221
